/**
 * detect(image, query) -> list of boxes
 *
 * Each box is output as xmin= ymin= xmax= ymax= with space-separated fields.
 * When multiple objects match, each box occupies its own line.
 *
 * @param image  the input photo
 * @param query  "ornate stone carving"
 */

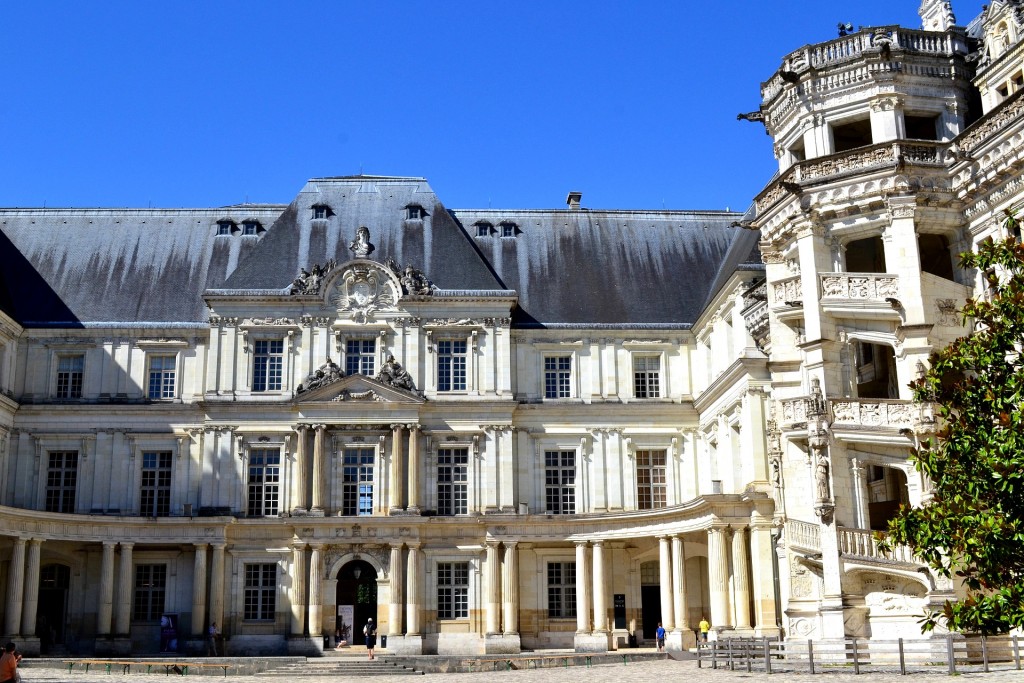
xmin=243 ymin=317 xmax=294 ymax=326
xmin=936 ymin=298 xmax=959 ymax=326
xmin=291 ymin=260 xmax=338 ymax=295
xmin=375 ymin=355 xmax=417 ymax=393
xmin=332 ymin=389 xmax=385 ymax=402
xmin=819 ymin=273 xmax=899 ymax=300
xmin=348 ymin=226 xmax=375 ymax=259
xmin=383 ymin=258 xmax=434 ymax=296
xmin=328 ymin=263 xmax=400 ymax=324
xmin=296 ymin=357 xmax=345 ymax=394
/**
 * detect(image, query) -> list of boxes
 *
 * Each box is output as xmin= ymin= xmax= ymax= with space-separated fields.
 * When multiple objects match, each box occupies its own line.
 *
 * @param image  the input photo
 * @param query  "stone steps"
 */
xmin=257 ymin=659 xmax=423 ymax=676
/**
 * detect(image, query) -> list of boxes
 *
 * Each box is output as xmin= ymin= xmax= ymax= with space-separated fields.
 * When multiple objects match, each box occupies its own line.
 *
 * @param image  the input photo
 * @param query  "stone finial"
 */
xmin=919 ymin=0 xmax=956 ymax=32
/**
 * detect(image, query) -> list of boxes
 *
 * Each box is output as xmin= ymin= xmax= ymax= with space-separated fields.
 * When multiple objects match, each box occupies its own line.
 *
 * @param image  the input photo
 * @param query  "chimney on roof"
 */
xmin=566 ymin=191 xmax=582 ymax=210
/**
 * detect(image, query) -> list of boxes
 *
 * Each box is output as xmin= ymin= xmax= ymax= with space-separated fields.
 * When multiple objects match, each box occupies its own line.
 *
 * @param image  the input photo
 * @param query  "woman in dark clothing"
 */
xmin=363 ymin=618 xmax=377 ymax=660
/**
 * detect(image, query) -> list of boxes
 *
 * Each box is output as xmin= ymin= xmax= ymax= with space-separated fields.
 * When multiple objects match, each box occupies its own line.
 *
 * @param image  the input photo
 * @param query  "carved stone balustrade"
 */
xmin=829 ymin=399 xmax=916 ymax=430
xmin=785 ymin=519 xmax=821 ymax=554
xmin=820 ymin=272 xmax=899 ymax=300
xmin=771 ymin=275 xmax=803 ymax=307
xmin=779 ymin=396 xmax=808 ymax=427
xmin=741 ymin=280 xmax=770 ymax=353
xmin=837 ymin=527 xmax=918 ymax=565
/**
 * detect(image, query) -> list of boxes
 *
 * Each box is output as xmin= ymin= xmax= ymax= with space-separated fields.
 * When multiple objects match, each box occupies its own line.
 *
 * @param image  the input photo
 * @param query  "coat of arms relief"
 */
xmin=327 ymin=263 xmax=400 ymax=323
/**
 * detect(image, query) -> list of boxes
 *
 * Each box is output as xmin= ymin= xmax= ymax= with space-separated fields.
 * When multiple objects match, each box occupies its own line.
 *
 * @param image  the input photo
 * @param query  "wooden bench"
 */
xmin=64 ymin=660 xmax=230 ymax=677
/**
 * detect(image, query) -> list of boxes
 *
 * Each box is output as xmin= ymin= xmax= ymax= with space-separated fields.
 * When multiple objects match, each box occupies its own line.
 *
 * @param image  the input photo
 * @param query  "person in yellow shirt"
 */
xmin=698 ymin=617 xmax=711 ymax=642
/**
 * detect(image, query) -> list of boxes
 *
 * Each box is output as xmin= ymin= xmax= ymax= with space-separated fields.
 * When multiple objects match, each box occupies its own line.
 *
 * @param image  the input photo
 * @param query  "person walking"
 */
xmin=0 ymin=642 xmax=21 ymax=683
xmin=698 ymin=616 xmax=711 ymax=642
xmin=207 ymin=622 xmax=220 ymax=656
xmin=655 ymin=622 xmax=666 ymax=652
xmin=363 ymin=618 xmax=377 ymax=660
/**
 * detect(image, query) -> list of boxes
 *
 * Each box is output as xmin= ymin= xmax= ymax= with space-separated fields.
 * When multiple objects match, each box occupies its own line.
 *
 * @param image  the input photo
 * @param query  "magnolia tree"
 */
xmin=886 ymin=212 xmax=1024 ymax=634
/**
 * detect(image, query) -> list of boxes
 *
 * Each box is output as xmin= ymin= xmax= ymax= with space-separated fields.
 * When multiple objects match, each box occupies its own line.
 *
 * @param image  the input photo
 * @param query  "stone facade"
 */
xmin=1 ymin=0 xmax=1022 ymax=658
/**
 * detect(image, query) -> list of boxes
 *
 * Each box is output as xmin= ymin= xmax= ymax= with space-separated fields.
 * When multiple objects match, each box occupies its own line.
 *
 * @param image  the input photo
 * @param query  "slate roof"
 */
xmin=0 ymin=176 xmax=759 ymax=329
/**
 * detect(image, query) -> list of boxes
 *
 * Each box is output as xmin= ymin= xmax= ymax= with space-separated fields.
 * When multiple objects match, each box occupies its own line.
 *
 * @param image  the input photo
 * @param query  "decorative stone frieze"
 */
xmin=829 ymin=399 xmax=915 ymax=428
xmin=820 ymin=273 xmax=899 ymax=300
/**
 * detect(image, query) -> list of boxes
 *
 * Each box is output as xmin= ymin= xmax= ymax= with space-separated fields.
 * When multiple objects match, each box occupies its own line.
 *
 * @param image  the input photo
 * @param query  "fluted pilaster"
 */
xmin=4 ymin=537 xmax=26 ymax=635
xmin=309 ymin=544 xmax=323 ymax=636
xmin=658 ymin=536 xmax=674 ymax=630
xmin=592 ymin=541 xmax=607 ymax=632
xmin=114 ymin=542 xmax=134 ymax=635
xmin=97 ymin=541 xmax=116 ymax=636
xmin=485 ymin=542 xmax=501 ymax=635
xmin=502 ymin=542 xmax=519 ymax=635
xmin=191 ymin=543 xmax=208 ymax=637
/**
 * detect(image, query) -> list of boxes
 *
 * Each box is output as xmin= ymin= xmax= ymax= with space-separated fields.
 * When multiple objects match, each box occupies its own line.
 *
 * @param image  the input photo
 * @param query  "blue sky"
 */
xmin=0 ymin=1 xmax=984 ymax=211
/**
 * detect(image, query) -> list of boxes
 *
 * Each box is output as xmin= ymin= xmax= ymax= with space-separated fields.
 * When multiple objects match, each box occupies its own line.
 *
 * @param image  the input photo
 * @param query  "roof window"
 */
xmin=241 ymin=220 xmax=261 ymax=236
xmin=216 ymin=220 xmax=236 ymax=236
xmin=405 ymin=205 xmax=426 ymax=220
xmin=475 ymin=222 xmax=493 ymax=237
xmin=312 ymin=204 xmax=333 ymax=220
xmin=500 ymin=221 xmax=517 ymax=238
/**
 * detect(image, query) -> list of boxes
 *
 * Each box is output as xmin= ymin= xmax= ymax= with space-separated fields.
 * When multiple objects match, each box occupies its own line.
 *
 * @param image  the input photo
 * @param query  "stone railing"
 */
xmin=779 ymin=396 xmax=808 ymax=426
xmin=838 ymin=526 xmax=918 ymax=564
xmin=958 ymin=88 xmax=1024 ymax=154
xmin=829 ymin=399 xmax=916 ymax=429
xmin=820 ymin=272 xmax=900 ymax=301
xmin=771 ymin=275 xmax=803 ymax=306
xmin=786 ymin=519 xmax=821 ymax=553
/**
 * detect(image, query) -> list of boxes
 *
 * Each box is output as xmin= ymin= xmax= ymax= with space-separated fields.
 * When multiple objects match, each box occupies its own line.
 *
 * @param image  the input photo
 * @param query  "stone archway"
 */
xmin=334 ymin=560 xmax=378 ymax=646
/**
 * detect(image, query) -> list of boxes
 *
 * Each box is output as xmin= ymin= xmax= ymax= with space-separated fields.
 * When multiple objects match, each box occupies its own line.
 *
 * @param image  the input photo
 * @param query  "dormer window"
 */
xmin=406 ymin=205 xmax=425 ymax=220
xmin=216 ymin=220 xmax=236 ymax=236
xmin=242 ymin=220 xmax=261 ymax=236
xmin=500 ymin=222 xmax=517 ymax=238
xmin=475 ymin=222 xmax=492 ymax=237
xmin=312 ymin=204 xmax=332 ymax=220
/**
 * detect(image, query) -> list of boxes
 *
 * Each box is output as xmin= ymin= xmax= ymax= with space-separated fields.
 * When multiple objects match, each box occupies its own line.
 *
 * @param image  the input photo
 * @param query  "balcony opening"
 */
xmin=867 ymin=465 xmax=909 ymax=531
xmin=831 ymin=118 xmax=873 ymax=153
xmin=918 ymin=233 xmax=955 ymax=280
xmin=855 ymin=342 xmax=897 ymax=399
xmin=904 ymin=114 xmax=940 ymax=141
xmin=845 ymin=236 xmax=886 ymax=273
xmin=789 ymin=137 xmax=806 ymax=162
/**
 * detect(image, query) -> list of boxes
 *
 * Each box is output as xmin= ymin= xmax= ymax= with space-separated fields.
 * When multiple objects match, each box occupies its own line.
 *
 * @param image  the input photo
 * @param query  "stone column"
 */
xmin=389 ymin=544 xmax=404 ymax=636
xmin=4 ymin=537 xmax=25 ymax=635
xmin=406 ymin=544 xmax=422 ymax=635
xmin=310 ymin=425 xmax=326 ymax=515
xmin=292 ymin=425 xmax=309 ymax=514
xmin=290 ymin=544 xmax=306 ymax=636
xmin=114 ymin=542 xmax=134 ymax=635
xmin=208 ymin=543 xmax=225 ymax=634
xmin=850 ymin=458 xmax=869 ymax=529
xmin=749 ymin=522 xmax=779 ymax=636
xmin=485 ymin=542 xmax=501 ymax=635
xmin=671 ymin=535 xmax=688 ymax=630
xmin=406 ymin=426 xmax=421 ymax=513
xmin=97 ymin=541 xmax=116 ymax=636
xmin=574 ymin=542 xmax=590 ymax=633
xmin=708 ymin=527 xmax=731 ymax=633
xmin=502 ymin=542 xmax=519 ymax=635
xmin=592 ymin=541 xmax=607 ymax=632
xmin=191 ymin=543 xmax=208 ymax=637
xmin=389 ymin=425 xmax=403 ymax=513
xmin=20 ymin=539 xmax=41 ymax=636
xmin=658 ymin=536 xmax=674 ymax=630
xmin=731 ymin=527 xmax=752 ymax=631
xmin=309 ymin=544 xmax=323 ymax=637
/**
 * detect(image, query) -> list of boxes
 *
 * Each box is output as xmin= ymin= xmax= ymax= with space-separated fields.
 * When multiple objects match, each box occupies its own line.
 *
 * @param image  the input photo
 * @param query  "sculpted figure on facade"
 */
xmin=296 ymin=357 xmax=344 ymax=394
xmin=384 ymin=257 xmax=434 ymax=296
xmin=349 ymin=226 xmax=375 ymax=259
xmin=375 ymin=355 xmax=417 ymax=392
xmin=291 ymin=259 xmax=337 ymax=295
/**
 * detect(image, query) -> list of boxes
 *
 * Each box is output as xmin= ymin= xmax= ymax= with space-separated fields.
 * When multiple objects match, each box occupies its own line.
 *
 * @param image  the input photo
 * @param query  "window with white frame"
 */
xmin=636 ymin=449 xmax=667 ymax=510
xmin=147 ymin=355 xmax=176 ymax=399
xmin=544 ymin=450 xmax=575 ymax=514
xmin=244 ymin=563 xmax=277 ymax=620
xmin=406 ymin=205 xmax=424 ymax=220
xmin=475 ymin=222 xmax=492 ymax=237
xmin=345 ymin=339 xmax=376 ymax=376
xmin=437 ymin=561 xmax=469 ymax=619
xmin=437 ymin=447 xmax=468 ymax=515
xmin=56 ymin=354 xmax=84 ymax=399
xmin=140 ymin=451 xmax=172 ymax=517
xmin=544 ymin=356 xmax=572 ymax=399
xmin=311 ymin=204 xmax=331 ymax=220
xmin=547 ymin=562 xmax=577 ymax=618
xmin=45 ymin=451 xmax=78 ymax=513
xmin=216 ymin=220 xmax=235 ymax=236
xmin=437 ymin=339 xmax=467 ymax=392
xmin=252 ymin=340 xmax=284 ymax=391
xmin=133 ymin=564 xmax=166 ymax=621
xmin=342 ymin=448 xmax=374 ymax=516
xmin=247 ymin=448 xmax=281 ymax=516
xmin=242 ymin=220 xmax=261 ymax=235
xmin=633 ymin=355 xmax=661 ymax=398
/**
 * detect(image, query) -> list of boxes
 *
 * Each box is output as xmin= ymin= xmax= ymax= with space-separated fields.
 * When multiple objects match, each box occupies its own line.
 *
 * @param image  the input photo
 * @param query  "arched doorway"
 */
xmin=335 ymin=560 xmax=377 ymax=645
xmin=38 ymin=564 xmax=71 ymax=653
xmin=868 ymin=466 xmax=910 ymax=531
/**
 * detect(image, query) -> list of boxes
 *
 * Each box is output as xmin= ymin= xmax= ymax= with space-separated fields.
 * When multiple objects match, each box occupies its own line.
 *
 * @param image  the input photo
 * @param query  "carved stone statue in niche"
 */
xmin=814 ymin=454 xmax=831 ymax=502
xmin=375 ymin=355 xmax=416 ymax=392
xmin=808 ymin=377 xmax=827 ymax=417
xmin=349 ymin=226 xmax=375 ymax=259
xmin=296 ymin=357 xmax=345 ymax=394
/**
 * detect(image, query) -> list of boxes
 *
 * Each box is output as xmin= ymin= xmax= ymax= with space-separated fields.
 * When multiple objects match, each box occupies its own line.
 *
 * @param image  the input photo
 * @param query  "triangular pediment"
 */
xmin=295 ymin=373 xmax=424 ymax=404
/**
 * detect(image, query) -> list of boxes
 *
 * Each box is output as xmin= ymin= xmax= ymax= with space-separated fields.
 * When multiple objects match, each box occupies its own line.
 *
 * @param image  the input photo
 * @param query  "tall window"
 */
xmin=244 ymin=563 xmax=277 ymax=620
xmin=147 ymin=355 xmax=176 ymax=399
xmin=253 ymin=340 xmax=284 ymax=392
xmin=547 ymin=562 xmax=577 ymax=618
xmin=437 ymin=562 xmax=469 ymax=619
xmin=56 ymin=354 xmax=84 ymax=399
xmin=133 ymin=564 xmax=167 ymax=621
xmin=544 ymin=356 xmax=572 ymax=399
xmin=636 ymin=449 xmax=667 ymax=510
xmin=247 ymin=448 xmax=281 ymax=516
xmin=437 ymin=340 xmax=467 ymax=392
xmin=633 ymin=355 xmax=661 ymax=398
xmin=437 ymin=448 xmax=468 ymax=515
xmin=141 ymin=451 xmax=172 ymax=517
xmin=342 ymin=448 xmax=374 ymax=516
xmin=545 ymin=450 xmax=576 ymax=514
xmin=346 ymin=339 xmax=376 ymax=376
xmin=45 ymin=451 xmax=78 ymax=513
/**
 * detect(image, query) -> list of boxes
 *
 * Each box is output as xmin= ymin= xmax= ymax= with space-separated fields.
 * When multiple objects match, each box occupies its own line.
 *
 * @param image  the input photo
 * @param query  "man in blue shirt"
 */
xmin=655 ymin=622 xmax=666 ymax=652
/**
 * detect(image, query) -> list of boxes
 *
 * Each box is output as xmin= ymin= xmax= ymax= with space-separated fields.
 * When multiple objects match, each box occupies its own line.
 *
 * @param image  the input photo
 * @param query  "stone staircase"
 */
xmin=257 ymin=657 xmax=423 ymax=677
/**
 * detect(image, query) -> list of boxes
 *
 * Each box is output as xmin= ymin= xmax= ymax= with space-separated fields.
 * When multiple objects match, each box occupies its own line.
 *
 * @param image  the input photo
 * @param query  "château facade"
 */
xmin=1 ymin=0 xmax=1022 ymax=657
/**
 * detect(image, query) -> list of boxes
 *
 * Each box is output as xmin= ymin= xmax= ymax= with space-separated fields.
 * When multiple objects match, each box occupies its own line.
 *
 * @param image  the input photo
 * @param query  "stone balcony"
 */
xmin=779 ymin=396 xmax=933 ymax=434
xmin=785 ymin=520 xmax=920 ymax=567
xmin=819 ymin=272 xmax=903 ymax=320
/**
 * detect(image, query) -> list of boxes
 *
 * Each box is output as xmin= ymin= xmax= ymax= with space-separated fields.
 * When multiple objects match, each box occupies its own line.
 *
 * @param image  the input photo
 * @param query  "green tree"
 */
xmin=886 ymin=212 xmax=1024 ymax=634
